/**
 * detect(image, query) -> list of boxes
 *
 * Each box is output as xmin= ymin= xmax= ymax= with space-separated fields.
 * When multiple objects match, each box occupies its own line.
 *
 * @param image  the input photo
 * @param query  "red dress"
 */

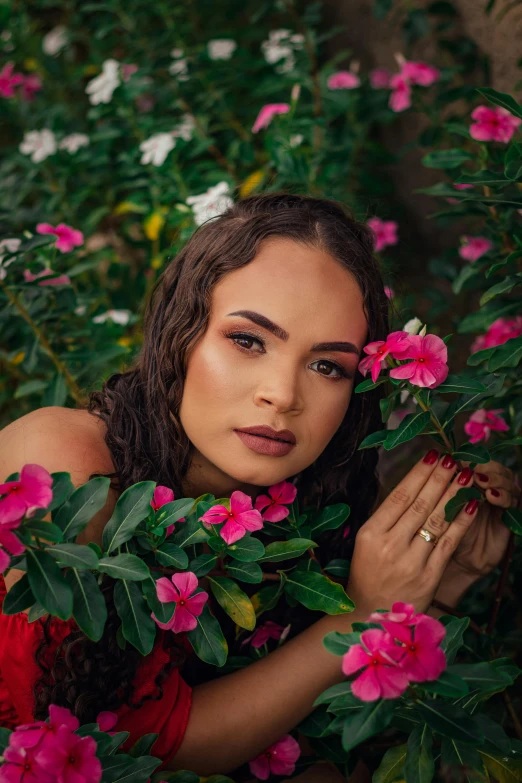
xmin=0 ymin=576 xmax=192 ymax=765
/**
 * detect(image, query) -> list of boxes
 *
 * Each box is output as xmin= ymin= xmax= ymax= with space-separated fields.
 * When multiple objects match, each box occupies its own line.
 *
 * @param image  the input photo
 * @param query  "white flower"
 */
xmin=0 ymin=238 xmax=21 ymax=280
xmin=19 ymin=129 xmax=57 ymax=163
xmin=85 ymin=59 xmax=120 ymax=105
xmin=171 ymin=47 xmax=184 ymax=58
xmin=186 ymin=181 xmax=234 ymax=226
xmin=139 ymin=132 xmax=177 ymax=167
xmin=289 ymin=134 xmax=304 ymax=147
xmin=1 ymin=31 xmax=14 ymax=52
xmin=75 ymin=305 xmax=87 ymax=316
xmin=172 ymin=113 xmax=195 ymax=142
xmin=42 ymin=25 xmax=68 ymax=56
xmin=403 ymin=317 xmax=423 ymax=335
xmin=261 ymin=29 xmax=303 ymax=74
xmin=207 ymin=39 xmax=237 ymax=60
xmin=93 ymin=309 xmax=132 ymax=325
xmin=169 ymin=48 xmax=189 ymax=81
xmin=58 ymin=133 xmax=90 ymax=154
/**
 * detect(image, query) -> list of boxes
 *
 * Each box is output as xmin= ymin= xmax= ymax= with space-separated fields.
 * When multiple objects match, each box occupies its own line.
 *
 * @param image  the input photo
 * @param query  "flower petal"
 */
xmin=172 ymin=571 xmax=198 ymax=598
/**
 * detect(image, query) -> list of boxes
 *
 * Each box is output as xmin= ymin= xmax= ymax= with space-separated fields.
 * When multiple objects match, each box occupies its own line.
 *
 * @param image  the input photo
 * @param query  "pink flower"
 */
xmin=248 ymin=735 xmax=301 ymax=780
xmin=464 ymin=408 xmax=509 ymax=444
xmin=370 ymin=68 xmax=391 ymax=89
xmin=0 ymin=62 xmax=24 ymax=98
xmin=95 ymin=711 xmax=118 ymax=732
xmin=0 ymin=519 xmax=25 ymax=558
xmin=200 ymin=490 xmax=264 ymax=545
xmin=384 ymin=286 xmax=394 ymax=300
xmin=1 ymin=744 xmax=53 ymax=783
xmin=389 ymin=73 xmax=411 ymax=112
xmin=471 ymin=315 xmax=522 ymax=353
xmin=10 ymin=705 xmax=79 ymax=752
xmin=37 ymin=725 xmax=101 ymax=783
xmin=152 ymin=571 xmax=208 ymax=633
xmin=151 ymin=485 xmax=185 ymax=536
xmin=36 ymin=223 xmax=84 ymax=253
xmin=454 ymin=183 xmax=473 ymax=190
xmin=252 ymin=103 xmax=290 ymax=133
xmin=0 ymin=547 xmax=10 ymax=572
xmin=358 ymin=330 xmax=411 ymax=383
xmin=254 ymin=480 xmax=297 ymax=522
xmin=241 ymin=621 xmax=286 ymax=648
xmin=0 ymin=464 xmax=53 ymax=525
xmin=121 ymin=63 xmax=138 ymax=82
xmin=369 ymin=602 xmax=421 ymax=628
xmin=327 ymin=71 xmax=360 ymax=89
xmin=367 ymin=217 xmax=398 ymax=252
xmin=342 ymin=629 xmax=410 ymax=701
xmin=386 ymin=616 xmax=446 ymax=682
xmin=470 ymin=105 xmax=521 ymax=143
xmin=24 ymin=268 xmax=71 ymax=286
xmin=458 ymin=235 xmax=493 ymax=263
xmin=400 ymin=61 xmax=440 ymax=86
xmin=19 ymin=73 xmax=42 ymax=102
xmin=342 ymin=524 xmax=351 ymax=539
xmin=389 ymin=334 xmax=449 ymax=389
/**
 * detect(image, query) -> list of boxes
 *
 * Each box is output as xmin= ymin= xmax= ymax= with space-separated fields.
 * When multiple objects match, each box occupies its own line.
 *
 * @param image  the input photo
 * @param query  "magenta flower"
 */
xmin=254 ymin=480 xmax=297 ymax=522
xmin=454 ymin=183 xmax=473 ymax=191
xmin=36 ymin=222 xmax=84 ymax=253
xmin=95 ymin=711 xmax=118 ymax=732
xmin=369 ymin=602 xmax=421 ymax=628
xmin=367 ymin=217 xmax=398 ymax=252
xmin=471 ymin=315 xmax=522 ymax=353
xmin=342 ymin=524 xmax=351 ymax=539
xmin=121 ymin=63 xmax=138 ymax=82
xmin=20 ymin=74 xmax=43 ymax=102
xmin=386 ymin=616 xmax=446 ymax=682
xmin=358 ymin=330 xmax=411 ymax=384
xmin=10 ymin=705 xmax=79 ymax=752
xmin=342 ymin=629 xmax=410 ymax=701
xmin=249 ymin=734 xmax=301 ymax=780
xmin=0 ymin=547 xmax=10 ymax=572
xmin=251 ymin=103 xmax=290 ymax=133
xmin=458 ymin=235 xmax=493 ymax=263
xmin=384 ymin=286 xmax=394 ymax=300
xmin=151 ymin=485 xmax=185 ymax=536
xmin=389 ymin=73 xmax=411 ymax=112
xmin=0 ymin=62 xmax=24 ymax=98
xmin=24 ymin=268 xmax=71 ymax=286
xmin=1 ymin=744 xmax=53 ymax=783
xmin=327 ymin=71 xmax=360 ymax=89
xmin=37 ymin=725 xmax=102 ymax=783
xmin=200 ymin=490 xmax=264 ymax=545
xmin=0 ymin=463 xmax=53 ymax=525
xmin=464 ymin=408 xmax=509 ymax=444
xmin=152 ymin=571 xmax=208 ymax=633
xmin=400 ymin=61 xmax=440 ymax=86
xmin=470 ymin=105 xmax=521 ymax=143
xmin=241 ymin=621 xmax=287 ymax=648
xmin=369 ymin=68 xmax=391 ymax=89
xmin=389 ymin=333 xmax=449 ymax=389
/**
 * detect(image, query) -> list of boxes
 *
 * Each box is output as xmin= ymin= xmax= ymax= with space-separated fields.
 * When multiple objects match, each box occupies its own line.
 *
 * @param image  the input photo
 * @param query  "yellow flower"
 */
xmin=143 ymin=210 xmax=167 ymax=241
xmin=117 ymin=337 xmax=133 ymax=347
xmin=11 ymin=352 xmax=25 ymax=365
xmin=113 ymin=201 xmax=146 ymax=216
xmin=151 ymin=255 xmax=163 ymax=270
xmin=239 ymin=169 xmax=265 ymax=198
xmin=23 ymin=58 xmax=39 ymax=72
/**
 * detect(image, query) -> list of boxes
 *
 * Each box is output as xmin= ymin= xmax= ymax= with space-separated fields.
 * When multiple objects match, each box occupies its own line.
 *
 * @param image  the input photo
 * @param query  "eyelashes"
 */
xmin=224 ymin=331 xmax=353 ymax=381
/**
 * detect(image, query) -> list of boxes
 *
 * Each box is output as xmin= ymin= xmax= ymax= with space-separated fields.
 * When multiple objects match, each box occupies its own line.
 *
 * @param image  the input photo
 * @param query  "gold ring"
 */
xmin=416 ymin=527 xmax=439 ymax=546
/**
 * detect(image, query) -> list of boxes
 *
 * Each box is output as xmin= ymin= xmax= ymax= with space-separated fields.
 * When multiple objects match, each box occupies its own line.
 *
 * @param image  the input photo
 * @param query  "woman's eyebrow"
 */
xmin=226 ymin=310 xmax=361 ymax=356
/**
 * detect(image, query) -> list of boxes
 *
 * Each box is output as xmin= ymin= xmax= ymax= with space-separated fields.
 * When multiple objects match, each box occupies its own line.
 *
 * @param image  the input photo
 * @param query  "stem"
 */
xmin=0 ymin=281 xmax=84 ymax=404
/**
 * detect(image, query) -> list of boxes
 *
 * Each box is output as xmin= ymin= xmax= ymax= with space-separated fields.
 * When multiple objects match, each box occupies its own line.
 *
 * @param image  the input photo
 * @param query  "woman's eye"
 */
xmin=311 ymin=360 xmax=347 ymax=380
xmin=229 ymin=333 xmax=263 ymax=351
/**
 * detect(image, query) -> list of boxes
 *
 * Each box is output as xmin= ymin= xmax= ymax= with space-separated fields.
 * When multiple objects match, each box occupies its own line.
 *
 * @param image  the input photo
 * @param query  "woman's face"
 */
xmin=179 ymin=238 xmax=368 ymax=500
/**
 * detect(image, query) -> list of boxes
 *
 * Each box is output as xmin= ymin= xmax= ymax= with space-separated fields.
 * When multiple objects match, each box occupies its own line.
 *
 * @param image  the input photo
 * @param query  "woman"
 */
xmin=0 ymin=193 xmax=517 ymax=779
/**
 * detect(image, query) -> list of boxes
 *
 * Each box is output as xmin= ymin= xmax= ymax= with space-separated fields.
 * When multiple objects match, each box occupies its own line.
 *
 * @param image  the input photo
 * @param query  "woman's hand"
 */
xmin=347 ymin=450 xmax=481 ymax=616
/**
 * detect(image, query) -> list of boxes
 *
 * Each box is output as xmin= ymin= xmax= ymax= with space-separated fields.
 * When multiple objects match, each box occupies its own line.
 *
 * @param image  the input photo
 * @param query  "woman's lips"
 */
xmin=234 ymin=430 xmax=296 ymax=456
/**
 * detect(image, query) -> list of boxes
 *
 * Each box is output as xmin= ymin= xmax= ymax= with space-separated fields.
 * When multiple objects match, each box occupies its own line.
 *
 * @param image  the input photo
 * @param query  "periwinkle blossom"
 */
xmin=384 ymin=286 xmax=394 ymax=300
xmin=37 ymin=725 xmax=102 ymax=783
xmin=36 ymin=222 xmax=84 ymax=253
xmin=403 ymin=317 xmax=424 ymax=336
xmin=358 ymin=331 xmax=411 ymax=383
xmin=200 ymin=490 xmax=264 ymax=545
xmin=252 ymin=103 xmax=290 ymax=133
xmin=470 ymin=105 xmax=521 ymax=143
xmin=464 ymin=408 xmax=509 ymax=444
xmin=458 ymin=235 xmax=493 ymax=262
xmin=249 ymin=735 xmax=301 ymax=780
xmin=327 ymin=71 xmax=360 ymax=89
xmin=85 ymin=59 xmax=120 ymax=105
xmin=58 ymin=133 xmax=90 ymax=154
xmin=0 ymin=62 xmax=24 ymax=97
xmin=471 ymin=315 xmax=522 ymax=353
xmin=152 ymin=571 xmax=208 ymax=633
xmin=19 ymin=73 xmax=42 ymax=102
xmin=385 ymin=616 xmax=446 ymax=683
xmin=241 ymin=621 xmax=288 ymax=648
xmin=400 ymin=61 xmax=440 ymax=86
xmin=389 ymin=333 xmax=449 ymax=389
xmin=254 ymin=480 xmax=297 ymax=522
xmin=24 ymin=268 xmax=71 ymax=286
xmin=139 ymin=132 xmax=177 ymax=166
xmin=207 ymin=39 xmax=237 ymax=60
xmin=120 ymin=63 xmax=138 ymax=82
xmin=186 ymin=182 xmax=234 ymax=226
xmin=151 ymin=485 xmax=185 ymax=536
xmin=169 ymin=48 xmax=190 ymax=81
xmin=370 ymin=68 xmax=391 ymax=89
xmin=261 ymin=29 xmax=304 ymax=74
xmin=388 ymin=59 xmax=440 ymax=112
xmin=172 ymin=113 xmax=196 ymax=142
xmin=367 ymin=217 xmax=398 ymax=252
xmin=42 ymin=25 xmax=69 ymax=56
xmin=19 ymin=129 xmax=57 ymax=163
xmin=289 ymin=133 xmax=304 ymax=147
xmin=92 ymin=309 xmax=132 ymax=325
xmin=342 ymin=629 xmax=410 ymax=700
xmin=0 ymin=237 xmax=21 ymax=280
xmin=0 ymin=463 xmax=53 ymax=525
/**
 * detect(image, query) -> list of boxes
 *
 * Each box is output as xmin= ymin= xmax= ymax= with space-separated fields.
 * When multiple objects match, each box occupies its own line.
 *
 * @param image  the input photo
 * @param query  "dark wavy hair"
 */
xmin=34 ymin=192 xmax=390 ymax=721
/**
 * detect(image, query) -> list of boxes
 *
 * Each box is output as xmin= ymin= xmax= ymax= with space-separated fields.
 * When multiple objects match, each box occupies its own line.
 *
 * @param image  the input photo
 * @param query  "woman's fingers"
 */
xmin=427 ymin=499 xmax=480 ymax=573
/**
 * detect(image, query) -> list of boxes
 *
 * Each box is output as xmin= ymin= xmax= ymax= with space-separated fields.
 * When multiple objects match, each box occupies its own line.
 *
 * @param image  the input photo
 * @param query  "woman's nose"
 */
xmin=252 ymin=367 xmax=302 ymax=414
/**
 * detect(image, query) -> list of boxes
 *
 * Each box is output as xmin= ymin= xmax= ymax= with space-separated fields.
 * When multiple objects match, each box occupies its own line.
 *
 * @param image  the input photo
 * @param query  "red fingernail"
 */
xmin=423 ymin=449 xmax=439 ymax=464
xmin=477 ymin=473 xmax=489 ymax=482
xmin=441 ymin=454 xmax=456 ymax=469
xmin=490 ymin=488 xmax=500 ymax=497
xmin=458 ymin=468 xmax=474 ymax=485
xmin=465 ymin=499 xmax=479 ymax=515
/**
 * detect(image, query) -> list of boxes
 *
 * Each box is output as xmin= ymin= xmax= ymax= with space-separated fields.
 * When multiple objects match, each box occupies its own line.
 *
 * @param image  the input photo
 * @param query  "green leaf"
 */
xmin=504 ymin=142 xmax=522 ymax=180
xmin=456 ymin=170 xmax=511 ymax=186
xmin=155 ymin=543 xmax=189 ymax=569
xmin=467 ymin=347 xmax=496 ymax=366
xmin=141 ymin=576 xmax=174 ymax=626
xmin=308 ymin=504 xmax=350 ymax=536
xmin=437 ymin=376 xmax=486 ymax=394
xmin=422 ymin=149 xmax=474 ymax=169
xmin=128 ymin=733 xmax=158 ymax=758
xmin=458 ymin=300 xmax=522 ymax=334
xmin=153 ymin=498 xmax=195 ymax=529
xmin=405 ymin=724 xmax=434 ymax=783
xmin=487 ymin=335 xmax=522 ymax=371
xmin=443 ymin=374 xmax=506 ymax=426
xmin=226 ymin=560 xmax=263 ymax=583
xmin=189 ymin=553 xmax=218 ymax=577
xmin=256 ymin=538 xmax=317 ymax=563
xmin=284 ymin=571 xmax=354 ymax=614
xmin=479 ymin=750 xmax=522 ymax=783
xmin=1 ymin=574 xmax=34 ymax=614
xmin=26 ymin=548 xmax=72 ymax=620
xmin=447 ymin=662 xmax=513 ymax=694
xmin=297 ymin=706 xmax=332 ymax=738
xmin=452 ymin=263 xmax=483 ymax=295
xmin=54 ymin=477 xmax=111 ymax=541
xmin=383 ymin=411 xmax=431 ymax=450
xmin=186 ymin=603 xmax=228 ymax=666
xmin=172 ymin=517 xmax=209 ymax=549
xmin=41 ymin=373 xmax=67 ymax=407
xmin=480 ymin=276 xmax=521 ymax=306
xmin=477 ymin=87 xmax=522 ymax=121
xmin=107 ymin=755 xmax=161 ymax=781
xmin=65 ymin=569 xmax=107 ymax=641
xmin=14 ymin=379 xmax=48 ymax=399
xmin=98 ymin=554 xmax=150 ymax=580
xmin=416 ymin=701 xmax=484 ymax=746
xmin=24 ymin=521 xmax=64 ymax=543
xmin=502 ymin=507 xmax=522 ymax=534
xmin=48 ymin=472 xmax=75 ymax=512
xmin=341 ymin=699 xmax=396 ymax=752
xmin=452 ymin=443 xmax=490 ymax=464
xmin=373 ymin=0 xmax=393 ymax=19
xmin=440 ymin=615 xmax=470 ymax=664
xmin=113 ymin=580 xmax=156 ymax=655
xmin=102 ymin=481 xmax=155 ymax=553
xmin=354 ymin=377 xmax=389 ymax=393
xmin=322 ymin=631 xmax=362 ymax=657
xmin=314 ymin=680 xmax=358 ymax=707
xmin=225 ymin=535 xmax=265 ymax=562
xmin=441 ymin=738 xmax=487 ymax=783
xmin=373 ymin=744 xmax=407 ymax=783
xmin=207 ymin=576 xmax=256 ymax=630
xmin=46 ymin=543 xmax=99 ymax=569
xmin=0 ymin=727 xmax=12 ymax=754
xmin=421 ymin=670 xmax=469 ymax=698
xmin=358 ymin=429 xmax=388 ymax=450
xmin=324 ymin=559 xmax=350 ymax=578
